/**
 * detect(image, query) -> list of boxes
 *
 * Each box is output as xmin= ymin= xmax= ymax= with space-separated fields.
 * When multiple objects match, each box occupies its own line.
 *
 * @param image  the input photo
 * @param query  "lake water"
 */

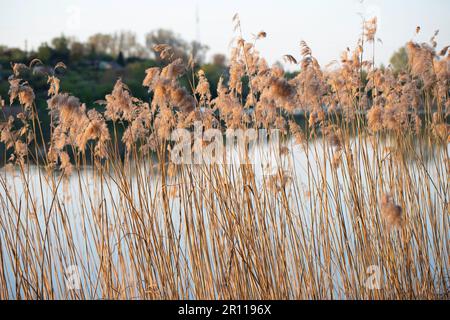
xmin=0 ymin=133 xmax=448 ymax=299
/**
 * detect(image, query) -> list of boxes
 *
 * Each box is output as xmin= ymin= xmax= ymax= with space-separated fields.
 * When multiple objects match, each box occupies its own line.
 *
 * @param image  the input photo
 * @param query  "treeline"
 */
xmin=0 ymin=28 xmax=408 ymax=114
xmin=0 ymin=29 xmax=230 ymax=110
xmin=0 ymin=29 xmax=213 ymax=66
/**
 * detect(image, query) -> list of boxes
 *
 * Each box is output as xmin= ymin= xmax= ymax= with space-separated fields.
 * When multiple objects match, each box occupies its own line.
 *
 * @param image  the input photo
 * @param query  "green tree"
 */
xmin=9 ymin=48 xmax=27 ymax=63
xmin=70 ymin=41 xmax=86 ymax=63
xmin=37 ymin=43 xmax=53 ymax=64
xmin=51 ymin=35 xmax=71 ymax=63
xmin=117 ymin=51 xmax=125 ymax=66
xmin=390 ymin=46 xmax=408 ymax=74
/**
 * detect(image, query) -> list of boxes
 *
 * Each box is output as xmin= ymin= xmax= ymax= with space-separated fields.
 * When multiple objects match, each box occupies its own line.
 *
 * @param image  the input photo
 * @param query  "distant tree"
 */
xmin=145 ymin=29 xmax=208 ymax=64
xmin=390 ymin=46 xmax=408 ymax=74
xmin=113 ymin=31 xmax=147 ymax=58
xmin=0 ymin=47 xmax=27 ymax=65
xmin=70 ymin=41 xmax=86 ymax=63
xmin=52 ymin=36 xmax=69 ymax=52
xmin=190 ymin=40 xmax=209 ymax=65
xmin=212 ymin=53 xmax=227 ymax=68
xmin=88 ymin=33 xmax=114 ymax=56
xmin=145 ymin=29 xmax=189 ymax=63
xmin=85 ymin=32 xmax=147 ymax=60
xmin=117 ymin=51 xmax=125 ymax=66
xmin=37 ymin=43 xmax=53 ymax=64
xmin=201 ymin=54 xmax=228 ymax=98
xmin=129 ymin=45 xmax=150 ymax=60
xmin=51 ymin=36 xmax=70 ymax=62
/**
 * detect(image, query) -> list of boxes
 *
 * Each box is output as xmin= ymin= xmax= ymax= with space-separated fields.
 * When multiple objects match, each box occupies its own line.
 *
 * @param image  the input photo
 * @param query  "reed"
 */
xmin=0 ymin=16 xmax=448 ymax=300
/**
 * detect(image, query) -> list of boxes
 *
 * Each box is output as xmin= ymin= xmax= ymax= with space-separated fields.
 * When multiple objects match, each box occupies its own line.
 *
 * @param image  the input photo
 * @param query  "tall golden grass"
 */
xmin=0 ymin=16 xmax=448 ymax=299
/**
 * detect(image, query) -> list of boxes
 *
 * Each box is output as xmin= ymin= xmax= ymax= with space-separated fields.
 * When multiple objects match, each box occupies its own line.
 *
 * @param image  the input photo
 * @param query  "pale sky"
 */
xmin=0 ymin=0 xmax=449 ymax=67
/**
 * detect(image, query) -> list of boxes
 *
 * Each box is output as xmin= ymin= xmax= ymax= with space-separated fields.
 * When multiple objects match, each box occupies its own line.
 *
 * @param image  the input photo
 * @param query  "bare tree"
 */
xmin=87 ymin=34 xmax=114 ymax=56
xmin=145 ymin=29 xmax=208 ymax=64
